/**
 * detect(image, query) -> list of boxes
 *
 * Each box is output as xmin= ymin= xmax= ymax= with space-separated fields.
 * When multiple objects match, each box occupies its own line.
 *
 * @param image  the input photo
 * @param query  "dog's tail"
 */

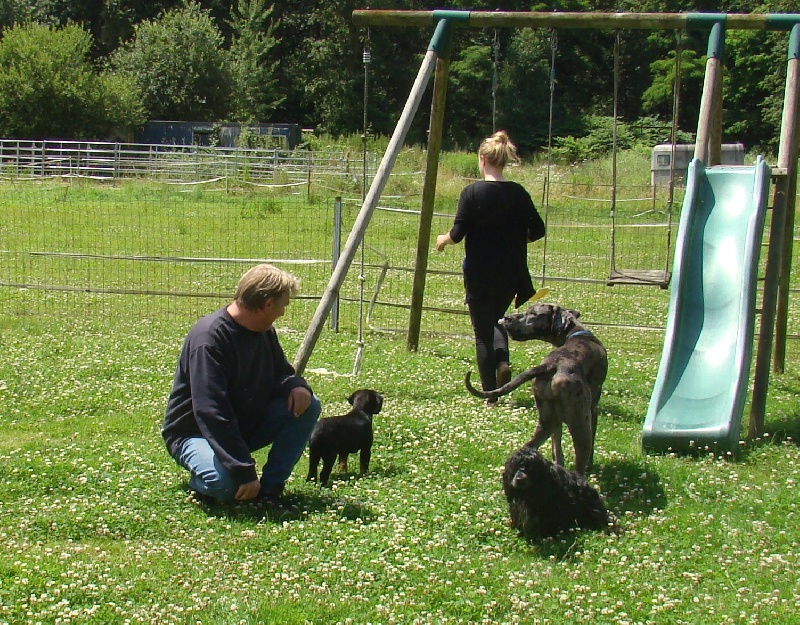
xmin=464 ymin=364 xmax=556 ymax=399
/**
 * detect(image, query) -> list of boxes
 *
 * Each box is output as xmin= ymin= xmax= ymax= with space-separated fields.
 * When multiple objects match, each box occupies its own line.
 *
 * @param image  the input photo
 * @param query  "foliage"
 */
xmin=1 ymin=0 xmax=798 ymax=151
xmin=97 ymin=0 xmax=184 ymax=54
xmin=110 ymin=1 xmax=230 ymax=121
xmin=227 ymin=0 xmax=283 ymax=123
xmin=724 ymin=28 xmax=784 ymax=152
xmin=641 ymin=47 xmax=706 ymax=131
xmin=0 ymin=22 xmax=145 ymax=139
xmin=493 ymin=28 xmax=554 ymax=153
xmin=270 ymin=1 xmax=369 ymax=135
xmin=445 ymin=44 xmax=495 ymax=150
xmin=549 ymin=115 xmax=694 ymax=164
xmin=95 ymin=71 xmax=148 ymax=140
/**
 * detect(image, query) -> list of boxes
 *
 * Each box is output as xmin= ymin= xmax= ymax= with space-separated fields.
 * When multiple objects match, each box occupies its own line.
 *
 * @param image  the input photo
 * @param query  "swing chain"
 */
xmin=492 ymin=29 xmax=500 ymax=132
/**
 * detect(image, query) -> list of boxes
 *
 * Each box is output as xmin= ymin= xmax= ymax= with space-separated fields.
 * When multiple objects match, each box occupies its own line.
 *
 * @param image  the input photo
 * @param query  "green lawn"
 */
xmin=0 ymin=305 xmax=799 ymax=624
xmin=0 ymin=150 xmax=799 ymax=623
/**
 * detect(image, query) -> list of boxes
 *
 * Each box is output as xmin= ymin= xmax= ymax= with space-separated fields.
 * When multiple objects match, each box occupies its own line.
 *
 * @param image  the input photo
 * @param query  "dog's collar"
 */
xmin=568 ymin=329 xmax=594 ymax=340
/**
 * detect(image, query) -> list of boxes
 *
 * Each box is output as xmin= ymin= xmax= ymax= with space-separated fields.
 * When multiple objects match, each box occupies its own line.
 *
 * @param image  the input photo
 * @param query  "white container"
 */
xmin=651 ymin=143 xmax=745 ymax=186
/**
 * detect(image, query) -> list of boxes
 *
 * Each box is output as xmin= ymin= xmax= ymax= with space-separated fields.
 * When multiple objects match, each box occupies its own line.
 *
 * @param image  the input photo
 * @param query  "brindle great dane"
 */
xmin=465 ymin=303 xmax=608 ymax=475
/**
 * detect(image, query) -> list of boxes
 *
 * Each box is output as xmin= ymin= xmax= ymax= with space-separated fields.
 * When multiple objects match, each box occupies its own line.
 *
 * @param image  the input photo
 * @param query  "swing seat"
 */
xmin=607 ymin=269 xmax=671 ymax=288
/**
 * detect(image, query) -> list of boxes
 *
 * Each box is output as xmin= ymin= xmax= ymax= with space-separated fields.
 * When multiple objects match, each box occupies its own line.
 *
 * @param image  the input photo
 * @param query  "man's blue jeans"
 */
xmin=175 ymin=395 xmax=321 ymax=500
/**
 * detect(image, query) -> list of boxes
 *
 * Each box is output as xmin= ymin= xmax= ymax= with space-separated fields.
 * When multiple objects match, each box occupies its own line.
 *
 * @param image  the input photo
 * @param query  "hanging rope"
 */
xmin=607 ymin=29 xmax=675 ymax=288
xmin=609 ymin=30 xmax=621 ymax=276
xmin=353 ymin=28 xmax=371 ymax=375
xmin=663 ymin=29 xmax=684 ymax=279
xmin=540 ymin=29 xmax=558 ymax=286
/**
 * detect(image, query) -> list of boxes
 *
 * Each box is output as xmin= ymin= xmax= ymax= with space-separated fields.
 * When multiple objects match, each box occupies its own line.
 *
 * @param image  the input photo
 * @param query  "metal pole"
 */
xmin=330 ymin=197 xmax=342 ymax=332
xmin=353 ymin=40 xmax=372 ymax=375
xmin=293 ymin=20 xmax=450 ymax=375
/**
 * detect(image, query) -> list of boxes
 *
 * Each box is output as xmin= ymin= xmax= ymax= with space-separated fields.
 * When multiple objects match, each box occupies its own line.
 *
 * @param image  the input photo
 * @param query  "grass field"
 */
xmin=1 ymin=311 xmax=799 ymax=624
xmin=1 ymin=149 xmax=799 ymax=623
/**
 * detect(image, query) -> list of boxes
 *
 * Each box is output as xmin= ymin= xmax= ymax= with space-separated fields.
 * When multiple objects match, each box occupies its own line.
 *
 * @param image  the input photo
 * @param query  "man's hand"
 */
xmin=288 ymin=386 xmax=312 ymax=417
xmin=234 ymin=480 xmax=261 ymax=501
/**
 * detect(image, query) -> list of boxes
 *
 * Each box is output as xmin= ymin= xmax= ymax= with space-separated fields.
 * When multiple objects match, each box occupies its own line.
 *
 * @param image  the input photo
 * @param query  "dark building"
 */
xmin=137 ymin=121 xmax=302 ymax=149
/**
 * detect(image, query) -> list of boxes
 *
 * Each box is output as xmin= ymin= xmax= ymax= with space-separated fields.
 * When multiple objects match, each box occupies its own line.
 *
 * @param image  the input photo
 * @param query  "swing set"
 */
xmin=486 ymin=24 xmax=678 ymax=289
xmin=295 ymin=9 xmax=800 ymax=446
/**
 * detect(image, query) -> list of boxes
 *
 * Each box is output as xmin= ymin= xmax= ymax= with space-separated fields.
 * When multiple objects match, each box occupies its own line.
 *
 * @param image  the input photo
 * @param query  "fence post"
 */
xmin=307 ymin=148 xmax=312 ymax=200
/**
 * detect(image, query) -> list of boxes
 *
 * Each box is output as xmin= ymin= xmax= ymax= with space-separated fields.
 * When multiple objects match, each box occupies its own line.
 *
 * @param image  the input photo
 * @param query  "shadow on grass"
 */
xmin=600 ymin=397 xmax=648 ymax=424
xmin=740 ymin=411 xmax=800 ymax=454
xmin=321 ymin=461 xmax=406 ymax=483
xmin=509 ymin=397 xmax=537 ymax=411
xmin=593 ymin=457 xmax=667 ymax=519
xmin=181 ymin=485 xmax=378 ymax=524
xmin=528 ymin=530 xmax=606 ymax=561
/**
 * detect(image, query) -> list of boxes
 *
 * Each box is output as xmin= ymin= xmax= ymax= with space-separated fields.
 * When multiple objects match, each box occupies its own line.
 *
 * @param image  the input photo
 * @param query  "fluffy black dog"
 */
xmin=502 ymin=445 xmax=610 ymax=539
xmin=306 ymin=389 xmax=383 ymax=486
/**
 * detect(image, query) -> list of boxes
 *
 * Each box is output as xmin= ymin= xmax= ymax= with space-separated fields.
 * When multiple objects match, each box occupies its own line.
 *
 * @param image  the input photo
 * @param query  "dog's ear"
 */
xmin=556 ymin=307 xmax=580 ymax=332
xmin=347 ymin=391 xmax=357 ymax=406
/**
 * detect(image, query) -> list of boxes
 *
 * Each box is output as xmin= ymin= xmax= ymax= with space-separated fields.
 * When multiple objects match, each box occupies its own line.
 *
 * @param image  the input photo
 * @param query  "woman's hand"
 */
xmin=435 ymin=233 xmax=452 ymax=252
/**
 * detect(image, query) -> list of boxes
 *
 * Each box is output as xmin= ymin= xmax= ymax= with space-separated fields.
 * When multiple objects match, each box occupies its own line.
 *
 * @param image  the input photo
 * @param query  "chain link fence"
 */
xmin=1 ymin=140 xmax=797 ymax=361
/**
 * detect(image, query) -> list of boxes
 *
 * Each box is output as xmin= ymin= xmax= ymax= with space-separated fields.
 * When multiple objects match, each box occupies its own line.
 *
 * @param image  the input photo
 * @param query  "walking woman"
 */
xmin=436 ymin=130 xmax=545 ymax=406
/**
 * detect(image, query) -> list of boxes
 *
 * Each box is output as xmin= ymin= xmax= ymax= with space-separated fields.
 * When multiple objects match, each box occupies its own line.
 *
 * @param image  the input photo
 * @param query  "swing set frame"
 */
xmin=295 ymin=9 xmax=800 ymax=438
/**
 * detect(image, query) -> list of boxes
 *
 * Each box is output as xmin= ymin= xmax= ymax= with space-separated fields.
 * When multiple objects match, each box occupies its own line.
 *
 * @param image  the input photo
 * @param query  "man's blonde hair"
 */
xmin=234 ymin=263 xmax=299 ymax=311
xmin=478 ymin=130 xmax=520 ymax=169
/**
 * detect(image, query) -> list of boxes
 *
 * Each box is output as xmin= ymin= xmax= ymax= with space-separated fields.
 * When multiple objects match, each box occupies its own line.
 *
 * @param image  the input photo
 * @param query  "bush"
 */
xmin=111 ymin=2 xmax=230 ymax=121
xmin=551 ymin=115 xmax=694 ymax=164
xmin=0 ymin=22 xmax=144 ymax=139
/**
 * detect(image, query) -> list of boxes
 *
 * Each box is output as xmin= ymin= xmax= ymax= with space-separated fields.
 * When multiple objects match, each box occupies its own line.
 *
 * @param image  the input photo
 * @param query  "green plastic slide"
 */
xmin=642 ymin=156 xmax=771 ymax=454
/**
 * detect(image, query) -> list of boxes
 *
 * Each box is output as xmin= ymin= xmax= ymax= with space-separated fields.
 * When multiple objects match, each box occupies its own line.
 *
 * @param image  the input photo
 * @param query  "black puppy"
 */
xmin=502 ymin=445 xmax=610 ymax=539
xmin=306 ymin=389 xmax=383 ymax=486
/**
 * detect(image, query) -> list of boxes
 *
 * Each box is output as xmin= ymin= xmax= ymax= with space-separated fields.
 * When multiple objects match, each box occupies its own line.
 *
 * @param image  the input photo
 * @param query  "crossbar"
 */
xmin=352 ymin=10 xmax=800 ymax=31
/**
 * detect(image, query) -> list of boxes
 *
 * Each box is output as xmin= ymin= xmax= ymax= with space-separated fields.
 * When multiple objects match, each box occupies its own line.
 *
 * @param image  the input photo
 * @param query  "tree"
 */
xmin=98 ymin=1 xmax=184 ymax=55
xmin=227 ymin=0 xmax=282 ymax=123
xmin=642 ymin=48 xmax=706 ymax=132
xmin=495 ymin=28 xmax=562 ymax=153
xmin=0 ymin=22 xmax=144 ymax=139
xmin=273 ymin=0 xmax=364 ymax=134
xmin=446 ymin=44 xmax=495 ymax=150
xmin=111 ymin=1 xmax=230 ymax=121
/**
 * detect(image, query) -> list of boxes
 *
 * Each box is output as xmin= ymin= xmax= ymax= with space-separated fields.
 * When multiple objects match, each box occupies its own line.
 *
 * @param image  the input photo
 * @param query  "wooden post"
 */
xmin=292 ymin=21 xmax=447 ymax=375
xmin=709 ymin=63 xmax=724 ymax=165
xmin=407 ymin=24 xmax=453 ymax=352
xmin=749 ymin=25 xmax=800 ymax=436
xmin=695 ymin=21 xmax=725 ymax=163
xmin=353 ymin=10 xmax=800 ymax=32
xmin=773 ymin=25 xmax=800 ymax=374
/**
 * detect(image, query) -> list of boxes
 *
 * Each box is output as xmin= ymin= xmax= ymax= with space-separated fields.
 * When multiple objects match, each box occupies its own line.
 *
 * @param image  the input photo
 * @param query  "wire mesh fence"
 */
xmin=1 ymin=142 xmax=797 ymax=363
